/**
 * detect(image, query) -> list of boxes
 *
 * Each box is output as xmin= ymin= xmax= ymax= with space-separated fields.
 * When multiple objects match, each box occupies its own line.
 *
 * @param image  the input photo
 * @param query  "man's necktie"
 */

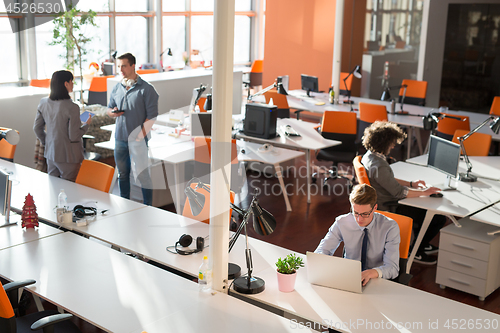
xmin=361 ymin=228 xmax=368 ymax=271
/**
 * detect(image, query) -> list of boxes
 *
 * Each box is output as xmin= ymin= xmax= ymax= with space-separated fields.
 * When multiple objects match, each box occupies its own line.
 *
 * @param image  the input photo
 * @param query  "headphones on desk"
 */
xmin=73 ymin=205 xmax=97 ymax=219
xmin=174 ymin=234 xmax=205 ymax=255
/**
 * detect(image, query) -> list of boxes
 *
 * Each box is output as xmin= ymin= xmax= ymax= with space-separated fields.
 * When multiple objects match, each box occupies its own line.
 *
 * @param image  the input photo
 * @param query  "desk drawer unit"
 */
xmin=436 ymin=218 xmax=500 ymax=301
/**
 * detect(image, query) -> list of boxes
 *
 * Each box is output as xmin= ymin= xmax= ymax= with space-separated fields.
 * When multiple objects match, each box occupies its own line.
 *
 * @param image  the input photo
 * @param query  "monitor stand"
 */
xmin=434 ymin=175 xmax=457 ymax=191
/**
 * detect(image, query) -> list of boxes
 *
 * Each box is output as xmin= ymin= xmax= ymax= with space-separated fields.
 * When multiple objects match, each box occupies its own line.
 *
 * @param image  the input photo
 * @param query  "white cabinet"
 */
xmin=436 ymin=218 xmax=500 ymax=301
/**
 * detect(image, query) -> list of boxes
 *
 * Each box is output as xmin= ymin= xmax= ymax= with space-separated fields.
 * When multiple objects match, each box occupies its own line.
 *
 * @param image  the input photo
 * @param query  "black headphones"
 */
xmin=73 ymin=205 xmax=97 ymax=219
xmin=174 ymin=234 xmax=204 ymax=255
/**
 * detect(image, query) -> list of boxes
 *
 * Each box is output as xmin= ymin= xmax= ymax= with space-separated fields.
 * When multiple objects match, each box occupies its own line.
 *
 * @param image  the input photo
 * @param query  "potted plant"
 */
xmin=276 ymin=253 xmax=304 ymax=292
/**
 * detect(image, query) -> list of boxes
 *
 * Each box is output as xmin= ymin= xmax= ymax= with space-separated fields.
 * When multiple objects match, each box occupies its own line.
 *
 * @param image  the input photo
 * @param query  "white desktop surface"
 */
xmin=0 ymin=232 xmax=309 ymax=333
xmin=0 ymin=222 xmax=63 ymax=250
xmin=0 ymin=159 xmax=145 ymax=224
xmin=232 ymin=263 xmax=500 ymax=333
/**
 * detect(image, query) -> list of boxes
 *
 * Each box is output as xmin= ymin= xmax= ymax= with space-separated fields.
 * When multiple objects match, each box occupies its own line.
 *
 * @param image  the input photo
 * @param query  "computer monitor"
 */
xmin=102 ymin=62 xmax=115 ymax=76
xmin=301 ymin=74 xmax=318 ymax=97
xmin=0 ymin=169 xmax=13 ymax=226
xmin=191 ymin=112 xmax=212 ymax=137
xmin=427 ymin=135 xmax=461 ymax=190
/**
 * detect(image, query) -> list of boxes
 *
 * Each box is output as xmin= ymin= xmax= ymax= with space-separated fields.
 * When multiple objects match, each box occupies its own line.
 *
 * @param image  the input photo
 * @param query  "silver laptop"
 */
xmin=306 ymin=251 xmax=362 ymax=293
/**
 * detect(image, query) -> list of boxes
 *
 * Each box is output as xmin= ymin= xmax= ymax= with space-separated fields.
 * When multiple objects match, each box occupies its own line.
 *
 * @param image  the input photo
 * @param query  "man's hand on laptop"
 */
xmin=361 ymin=269 xmax=379 ymax=286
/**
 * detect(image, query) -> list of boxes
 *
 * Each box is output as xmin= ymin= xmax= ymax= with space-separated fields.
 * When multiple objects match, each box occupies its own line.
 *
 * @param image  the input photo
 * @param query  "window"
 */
xmin=116 ymin=16 xmax=149 ymax=67
xmin=162 ymin=16 xmax=186 ymax=69
xmin=0 ymin=18 xmax=18 ymax=83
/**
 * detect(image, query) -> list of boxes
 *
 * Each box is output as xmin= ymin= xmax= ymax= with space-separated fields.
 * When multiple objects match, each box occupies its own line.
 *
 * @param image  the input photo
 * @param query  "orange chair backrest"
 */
xmin=321 ymin=111 xmax=357 ymax=135
xmin=359 ymin=102 xmax=388 ymax=123
xmin=263 ymin=90 xmax=289 ymax=109
xmin=400 ymin=79 xmax=427 ymax=99
xmin=353 ymin=156 xmax=370 ymax=186
xmin=194 ymin=137 xmax=238 ymax=165
xmin=0 ymin=127 xmax=18 ymax=161
xmin=250 ymin=60 xmax=263 ymax=73
xmin=436 ymin=114 xmax=470 ymax=136
xmin=452 ymin=129 xmax=491 ymax=156
xmin=340 ymin=72 xmax=353 ymax=91
xmin=30 ymin=79 xmax=50 ymax=88
xmin=89 ymin=76 xmax=114 ymax=93
xmin=75 ymin=160 xmax=115 ymax=192
xmin=197 ymin=97 xmax=207 ymax=112
xmin=490 ymin=96 xmax=500 ymax=116
xmin=0 ymin=284 xmax=15 ymax=321
xmin=182 ymin=183 xmax=235 ymax=224
xmin=137 ymin=69 xmax=159 ymax=74
xmin=376 ymin=210 xmax=413 ymax=259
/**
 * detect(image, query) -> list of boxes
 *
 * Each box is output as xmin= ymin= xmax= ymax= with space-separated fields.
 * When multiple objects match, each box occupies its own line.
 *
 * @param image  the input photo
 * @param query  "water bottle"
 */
xmin=390 ymin=99 xmax=396 ymax=114
xmin=198 ymin=256 xmax=212 ymax=292
xmin=329 ymin=86 xmax=335 ymax=104
xmin=58 ymin=189 xmax=67 ymax=211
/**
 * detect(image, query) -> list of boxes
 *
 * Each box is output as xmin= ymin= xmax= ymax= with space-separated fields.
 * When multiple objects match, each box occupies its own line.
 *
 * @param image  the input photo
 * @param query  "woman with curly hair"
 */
xmin=361 ymin=121 xmax=446 ymax=265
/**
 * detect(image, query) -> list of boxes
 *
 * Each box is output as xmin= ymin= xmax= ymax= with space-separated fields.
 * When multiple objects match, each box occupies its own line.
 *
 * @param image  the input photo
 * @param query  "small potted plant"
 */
xmin=276 ymin=253 xmax=304 ymax=292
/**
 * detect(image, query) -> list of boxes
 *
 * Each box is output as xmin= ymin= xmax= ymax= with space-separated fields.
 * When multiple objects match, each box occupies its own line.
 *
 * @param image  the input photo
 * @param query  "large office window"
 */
xmin=0 ymin=17 xmax=18 ymax=83
xmin=116 ymin=16 xmax=149 ymax=67
xmin=162 ymin=16 xmax=186 ymax=69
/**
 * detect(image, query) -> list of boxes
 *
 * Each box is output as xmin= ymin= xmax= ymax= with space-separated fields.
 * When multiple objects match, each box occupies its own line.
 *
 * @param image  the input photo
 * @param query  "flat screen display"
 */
xmin=427 ymin=135 xmax=461 ymax=178
xmin=191 ymin=112 xmax=212 ymax=137
xmin=301 ymin=74 xmax=318 ymax=96
xmin=0 ymin=169 xmax=9 ymax=216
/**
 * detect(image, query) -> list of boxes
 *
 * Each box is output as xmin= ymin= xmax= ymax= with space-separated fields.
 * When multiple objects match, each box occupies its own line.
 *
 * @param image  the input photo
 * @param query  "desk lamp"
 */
xmin=380 ymin=85 xmax=408 ymax=114
xmin=247 ymin=78 xmax=287 ymax=102
xmin=185 ymin=178 xmax=277 ymax=287
xmin=343 ymin=65 xmax=362 ymax=111
xmin=457 ymin=116 xmax=500 ymax=182
xmin=0 ymin=128 xmax=20 ymax=145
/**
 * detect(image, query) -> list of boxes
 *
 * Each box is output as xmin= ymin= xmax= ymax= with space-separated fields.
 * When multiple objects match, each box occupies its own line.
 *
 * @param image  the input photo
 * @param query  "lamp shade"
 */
xmin=353 ymin=65 xmax=362 ymax=79
xmin=185 ymin=186 xmax=205 ymax=216
xmin=381 ymin=88 xmax=391 ymax=101
xmin=0 ymin=128 xmax=20 ymax=145
xmin=251 ymin=203 xmax=276 ymax=236
xmin=490 ymin=117 xmax=500 ymax=134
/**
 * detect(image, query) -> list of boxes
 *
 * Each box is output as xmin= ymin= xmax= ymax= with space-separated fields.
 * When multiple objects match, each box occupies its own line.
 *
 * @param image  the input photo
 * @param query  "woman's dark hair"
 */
xmin=362 ymin=121 xmax=406 ymax=154
xmin=49 ymin=70 xmax=73 ymax=101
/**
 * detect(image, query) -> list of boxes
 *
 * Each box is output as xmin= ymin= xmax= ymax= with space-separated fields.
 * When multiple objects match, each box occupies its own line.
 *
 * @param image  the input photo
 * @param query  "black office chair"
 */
xmin=1 ymin=279 xmax=82 ymax=333
xmin=312 ymin=111 xmax=357 ymax=188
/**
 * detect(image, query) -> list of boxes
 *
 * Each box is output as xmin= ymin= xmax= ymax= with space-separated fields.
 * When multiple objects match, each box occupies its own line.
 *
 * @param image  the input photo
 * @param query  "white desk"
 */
xmin=0 ymin=232 xmax=311 ymax=333
xmin=235 ymin=118 xmax=341 ymax=203
xmin=0 ymin=159 xmax=145 ymax=224
xmin=391 ymin=160 xmax=500 ymax=273
xmin=0 ymin=222 xmax=63 ymax=251
xmin=232 ymin=261 xmax=500 ymax=332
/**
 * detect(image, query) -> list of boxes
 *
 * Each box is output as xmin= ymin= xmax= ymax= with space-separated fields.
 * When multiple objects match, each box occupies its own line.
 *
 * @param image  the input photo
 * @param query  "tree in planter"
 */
xmin=50 ymin=5 xmax=97 ymax=103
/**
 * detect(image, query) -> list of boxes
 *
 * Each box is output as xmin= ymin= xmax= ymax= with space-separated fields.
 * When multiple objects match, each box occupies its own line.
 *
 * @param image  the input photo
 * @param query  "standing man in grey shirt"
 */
xmin=107 ymin=53 xmax=158 ymax=205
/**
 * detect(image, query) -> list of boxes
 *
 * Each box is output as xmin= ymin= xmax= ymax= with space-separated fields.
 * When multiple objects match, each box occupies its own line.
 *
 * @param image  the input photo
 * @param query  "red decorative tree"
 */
xmin=21 ymin=193 xmax=39 ymax=229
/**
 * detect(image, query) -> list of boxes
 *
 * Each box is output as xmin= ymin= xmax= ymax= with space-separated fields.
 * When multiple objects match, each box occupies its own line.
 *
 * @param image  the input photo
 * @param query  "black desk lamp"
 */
xmin=0 ymin=128 xmax=20 ymax=145
xmin=343 ymin=65 xmax=362 ymax=111
xmin=457 ymin=116 xmax=500 ymax=182
xmin=185 ymin=178 xmax=276 ymax=288
xmin=248 ymin=78 xmax=288 ymax=102
xmin=381 ymin=84 xmax=408 ymax=114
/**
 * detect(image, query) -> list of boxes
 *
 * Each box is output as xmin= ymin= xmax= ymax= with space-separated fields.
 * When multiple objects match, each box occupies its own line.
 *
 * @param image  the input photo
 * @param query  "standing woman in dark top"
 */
xmin=34 ymin=70 xmax=92 ymax=181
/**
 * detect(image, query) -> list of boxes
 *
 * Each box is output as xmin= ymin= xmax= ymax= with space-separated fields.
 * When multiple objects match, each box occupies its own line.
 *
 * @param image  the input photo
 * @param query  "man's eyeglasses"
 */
xmin=352 ymin=206 xmax=375 ymax=218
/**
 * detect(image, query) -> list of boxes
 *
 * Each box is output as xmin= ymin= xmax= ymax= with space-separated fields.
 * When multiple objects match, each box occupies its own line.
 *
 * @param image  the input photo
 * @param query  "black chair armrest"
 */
xmin=4 ymin=279 xmax=36 ymax=309
xmin=31 ymin=313 xmax=74 ymax=332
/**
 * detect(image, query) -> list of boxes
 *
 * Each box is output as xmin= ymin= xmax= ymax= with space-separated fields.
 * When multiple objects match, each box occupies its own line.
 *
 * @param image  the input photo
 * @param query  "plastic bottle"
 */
xmin=329 ymin=86 xmax=335 ymax=104
xmin=198 ymin=256 xmax=212 ymax=292
xmin=58 ymin=189 xmax=67 ymax=211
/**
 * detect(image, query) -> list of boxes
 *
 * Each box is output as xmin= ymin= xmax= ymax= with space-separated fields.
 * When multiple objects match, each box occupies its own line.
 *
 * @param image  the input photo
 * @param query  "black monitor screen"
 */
xmin=427 ymin=135 xmax=460 ymax=178
xmin=191 ymin=112 xmax=212 ymax=137
xmin=0 ymin=169 xmax=9 ymax=216
xmin=301 ymin=74 xmax=318 ymax=96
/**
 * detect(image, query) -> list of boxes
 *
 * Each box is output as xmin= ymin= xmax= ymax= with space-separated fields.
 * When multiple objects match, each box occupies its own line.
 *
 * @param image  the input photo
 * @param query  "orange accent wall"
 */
xmin=263 ymin=0 xmax=366 ymax=96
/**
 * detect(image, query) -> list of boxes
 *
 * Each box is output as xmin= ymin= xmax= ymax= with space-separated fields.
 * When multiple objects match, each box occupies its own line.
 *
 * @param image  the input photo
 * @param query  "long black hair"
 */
xmin=49 ymin=70 xmax=73 ymax=101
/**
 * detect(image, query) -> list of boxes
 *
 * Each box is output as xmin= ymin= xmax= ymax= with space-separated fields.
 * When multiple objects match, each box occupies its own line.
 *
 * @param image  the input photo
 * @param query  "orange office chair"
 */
xmin=75 ymin=159 xmax=115 ymax=193
xmin=490 ymin=96 xmax=500 ymax=116
xmin=197 ymin=97 xmax=207 ymax=112
xmin=376 ymin=210 xmax=413 ymax=285
xmin=339 ymin=72 xmax=353 ymax=96
xmin=182 ymin=182 xmax=235 ymax=224
xmin=1 ymin=279 xmax=81 ymax=332
xmin=244 ymin=60 xmax=263 ymax=99
xmin=436 ymin=114 xmax=470 ymax=141
xmin=264 ymin=90 xmax=290 ymax=118
xmin=88 ymin=75 xmax=114 ymax=106
xmin=29 ymin=79 xmax=50 ymax=88
xmin=0 ymin=128 xmax=19 ymax=162
xmin=452 ymin=129 xmax=491 ymax=156
xmin=136 ymin=69 xmax=159 ymax=74
xmin=358 ymin=102 xmax=388 ymax=147
xmin=353 ymin=155 xmax=371 ymax=186
xmin=399 ymin=79 xmax=428 ymax=106
xmin=312 ymin=111 xmax=357 ymax=188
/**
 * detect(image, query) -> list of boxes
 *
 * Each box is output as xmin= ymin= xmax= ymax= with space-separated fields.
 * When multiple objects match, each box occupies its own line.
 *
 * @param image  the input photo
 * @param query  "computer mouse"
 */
xmin=430 ymin=192 xmax=443 ymax=198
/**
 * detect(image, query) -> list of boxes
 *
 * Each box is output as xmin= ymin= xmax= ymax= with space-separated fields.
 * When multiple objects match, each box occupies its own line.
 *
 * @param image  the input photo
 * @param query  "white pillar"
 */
xmin=331 ymin=0 xmax=345 ymax=99
xmin=210 ymin=0 xmax=235 ymax=293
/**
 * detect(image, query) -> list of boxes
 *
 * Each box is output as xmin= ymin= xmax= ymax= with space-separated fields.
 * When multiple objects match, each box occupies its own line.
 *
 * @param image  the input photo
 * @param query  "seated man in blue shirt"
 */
xmin=315 ymin=184 xmax=400 ymax=286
